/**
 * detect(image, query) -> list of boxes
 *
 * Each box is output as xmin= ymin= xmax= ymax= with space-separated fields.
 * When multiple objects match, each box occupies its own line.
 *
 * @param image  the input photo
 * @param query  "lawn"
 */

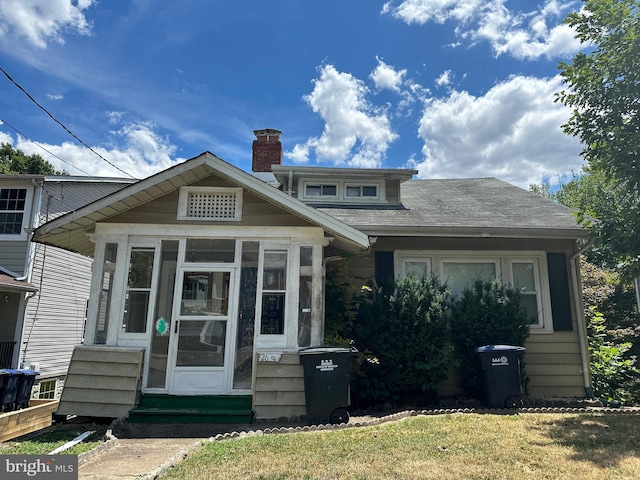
xmin=0 ymin=420 xmax=109 ymax=456
xmin=161 ymin=412 xmax=640 ymax=480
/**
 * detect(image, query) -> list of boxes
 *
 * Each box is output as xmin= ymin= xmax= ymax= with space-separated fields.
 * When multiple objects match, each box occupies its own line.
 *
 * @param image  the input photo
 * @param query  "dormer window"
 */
xmin=305 ymin=184 xmax=337 ymax=197
xmin=346 ymin=185 xmax=378 ymax=198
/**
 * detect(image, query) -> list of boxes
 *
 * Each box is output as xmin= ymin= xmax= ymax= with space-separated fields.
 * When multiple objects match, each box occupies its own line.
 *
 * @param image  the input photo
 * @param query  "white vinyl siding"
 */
xmin=21 ymin=244 xmax=91 ymax=378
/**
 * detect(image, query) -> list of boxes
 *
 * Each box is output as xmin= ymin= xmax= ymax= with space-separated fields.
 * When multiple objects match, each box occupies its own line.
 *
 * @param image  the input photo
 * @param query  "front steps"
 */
xmin=128 ymin=394 xmax=254 ymax=424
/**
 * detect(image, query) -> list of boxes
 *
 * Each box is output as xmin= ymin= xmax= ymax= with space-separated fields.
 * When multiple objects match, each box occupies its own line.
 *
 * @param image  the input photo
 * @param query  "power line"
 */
xmin=0 ymin=65 xmax=136 ymax=179
xmin=0 ymin=116 xmax=93 ymax=176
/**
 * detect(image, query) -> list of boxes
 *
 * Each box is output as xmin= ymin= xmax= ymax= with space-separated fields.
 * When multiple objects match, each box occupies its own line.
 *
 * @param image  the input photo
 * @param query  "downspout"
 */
xmin=287 ymin=170 xmax=293 ymax=196
xmin=569 ymin=238 xmax=596 ymax=397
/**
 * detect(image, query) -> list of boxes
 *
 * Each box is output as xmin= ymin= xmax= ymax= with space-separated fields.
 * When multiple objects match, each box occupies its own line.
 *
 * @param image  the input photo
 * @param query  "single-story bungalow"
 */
xmin=33 ymin=129 xmax=591 ymax=422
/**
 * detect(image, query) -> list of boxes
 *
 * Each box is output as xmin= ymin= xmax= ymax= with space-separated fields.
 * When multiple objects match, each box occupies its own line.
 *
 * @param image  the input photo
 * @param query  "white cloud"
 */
xmin=0 ymin=0 xmax=96 ymax=48
xmin=384 ymin=0 xmax=582 ymax=60
xmin=7 ymin=121 xmax=182 ymax=178
xmin=413 ymin=75 xmax=584 ymax=188
xmin=435 ymin=70 xmax=452 ymax=87
xmin=370 ymin=57 xmax=407 ymax=92
xmin=46 ymin=93 xmax=63 ymax=100
xmin=287 ymin=64 xmax=398 ymax=168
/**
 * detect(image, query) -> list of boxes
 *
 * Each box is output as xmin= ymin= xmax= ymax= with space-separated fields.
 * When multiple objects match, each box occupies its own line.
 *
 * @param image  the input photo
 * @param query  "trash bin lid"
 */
xmin=298 ymin=346 xmax=354 ymax=355
xmin=1 ymin=369 xmax=22 ymax=375
xmin=475 ymin=345 xmax=526 ymax=353
xmin=19 ymin=369 xmax=39 ymax=375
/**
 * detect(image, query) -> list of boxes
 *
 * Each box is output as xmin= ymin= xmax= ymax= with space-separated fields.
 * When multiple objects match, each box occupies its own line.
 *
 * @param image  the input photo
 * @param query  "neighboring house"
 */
xmin=32 ymin=129 xmax=591 ymax=421
xmin=0 ymin=175 xmax=135 ymax=400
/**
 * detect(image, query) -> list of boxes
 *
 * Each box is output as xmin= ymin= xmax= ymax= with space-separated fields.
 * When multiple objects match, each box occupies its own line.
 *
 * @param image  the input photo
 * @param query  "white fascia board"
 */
xmin=355 ymin=225 xmax=589 ymax=240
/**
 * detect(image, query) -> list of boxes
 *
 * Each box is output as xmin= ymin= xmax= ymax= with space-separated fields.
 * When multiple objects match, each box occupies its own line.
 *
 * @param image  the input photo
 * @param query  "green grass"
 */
xmin=160 ymin=413 xmax=640 ymax=480
xmin=0 ymin=422 xmax=109 ymax=455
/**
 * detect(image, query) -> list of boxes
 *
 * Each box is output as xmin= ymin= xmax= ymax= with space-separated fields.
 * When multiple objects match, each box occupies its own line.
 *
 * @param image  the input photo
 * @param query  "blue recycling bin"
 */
xmin=15 ymin=369 xmax=39 ymax=409
xmin=1 ymin=369 xmax=21 ymax=412
xmin=475 ymin=345 xmax=526 ymax=408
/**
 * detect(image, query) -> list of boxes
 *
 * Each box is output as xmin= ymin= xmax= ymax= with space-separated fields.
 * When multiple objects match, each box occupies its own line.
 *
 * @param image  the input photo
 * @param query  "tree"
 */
xmin=0 ymin=143 xmax=66 ymax=175
xmin=556 ymin=0 xmax=640 ymax=275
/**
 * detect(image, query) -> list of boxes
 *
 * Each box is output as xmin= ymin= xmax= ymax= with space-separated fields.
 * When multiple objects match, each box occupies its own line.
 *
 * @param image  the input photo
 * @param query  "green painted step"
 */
xmin=128 ymin=395 xmax=254 ymax=424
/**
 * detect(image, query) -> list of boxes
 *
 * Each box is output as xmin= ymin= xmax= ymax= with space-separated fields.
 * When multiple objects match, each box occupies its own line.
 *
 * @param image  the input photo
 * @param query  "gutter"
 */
xmin=569 ymin=238 xmax=596 ymax=397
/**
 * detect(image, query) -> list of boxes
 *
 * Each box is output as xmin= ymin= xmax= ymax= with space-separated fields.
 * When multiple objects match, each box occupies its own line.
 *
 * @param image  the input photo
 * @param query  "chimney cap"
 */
xmin=253 ymin=128 xmax=282 ymax=139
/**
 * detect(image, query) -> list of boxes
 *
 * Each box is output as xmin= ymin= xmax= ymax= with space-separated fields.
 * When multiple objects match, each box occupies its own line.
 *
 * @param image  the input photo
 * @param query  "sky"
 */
xmin=0 ymin=0 xmax=589 ymax=188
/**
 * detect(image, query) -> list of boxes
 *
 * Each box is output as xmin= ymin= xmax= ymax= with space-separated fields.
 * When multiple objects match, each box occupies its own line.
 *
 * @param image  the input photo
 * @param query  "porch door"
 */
xmin=169 ymin=268 xmax=236 ymax=394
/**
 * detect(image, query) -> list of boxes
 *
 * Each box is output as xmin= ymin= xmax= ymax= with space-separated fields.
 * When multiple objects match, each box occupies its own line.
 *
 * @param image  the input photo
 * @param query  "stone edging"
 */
xmin=138 ymin=406 xmax=640 ymax=479
xmin=77 ymin=417 xmax=123 ymax=466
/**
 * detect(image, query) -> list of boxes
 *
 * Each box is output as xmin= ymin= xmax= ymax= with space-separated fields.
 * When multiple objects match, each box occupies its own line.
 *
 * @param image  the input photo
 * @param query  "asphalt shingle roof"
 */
xmin=317 ymin=177 xmax=585 ymax=239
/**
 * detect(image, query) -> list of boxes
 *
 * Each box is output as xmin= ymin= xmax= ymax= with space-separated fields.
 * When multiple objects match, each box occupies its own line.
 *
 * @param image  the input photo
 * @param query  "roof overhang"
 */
xmin=0 ymin=274 xmax=38 ymax=293
xmin=354 ymin=225 xmax=590 ymax=240
xmin=33 ymin=152 xmax=370 ymax=256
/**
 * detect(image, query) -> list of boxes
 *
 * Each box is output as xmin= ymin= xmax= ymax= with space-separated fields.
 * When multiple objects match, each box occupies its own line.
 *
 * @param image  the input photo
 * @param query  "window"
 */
xmin=178 ymin=187 xmax=242 ymax=221
xmin=0 ymin=188 xmax=27 ymax=236
xmin=122 ymin=247 xmax=155 ymax=334
xmin=305 ymin=184 xmax=337 ymax=197
xmin=396 ymin=251 xmax=553 ymax=333
xmin=260 ymin=251 xmax=287 ymax=335
xmin=37 ymin=380 xmax=58 ymax=400
xmin=184 ymin=238 xmax=236 ymax=263
xmin=346 ymin=185 xmax=378 ymax=198
xmin=509 ymin=259 xmax=544 ymax=328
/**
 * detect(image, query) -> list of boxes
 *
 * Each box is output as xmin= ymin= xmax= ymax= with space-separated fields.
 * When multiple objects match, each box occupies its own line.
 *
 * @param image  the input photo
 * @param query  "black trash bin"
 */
xmin=475 ymin=345 xmax=526 ymax=408
xmin=0 ymin=369 xmax=21 ymax=412
xmin=298 ymin=347 xmax=355 ymax=424
xmin=15 ymin=369 xmax=39 ymax=409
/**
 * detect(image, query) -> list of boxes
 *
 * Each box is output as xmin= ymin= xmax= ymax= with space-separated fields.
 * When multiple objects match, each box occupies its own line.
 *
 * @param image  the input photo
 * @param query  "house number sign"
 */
xmin=258 ymin=352 xmax=283 ymax=362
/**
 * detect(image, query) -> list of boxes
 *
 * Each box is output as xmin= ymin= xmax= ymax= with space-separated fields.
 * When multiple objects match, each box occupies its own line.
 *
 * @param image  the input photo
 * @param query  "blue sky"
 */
xmin=0 ymin=1 xmax=587 ymax=188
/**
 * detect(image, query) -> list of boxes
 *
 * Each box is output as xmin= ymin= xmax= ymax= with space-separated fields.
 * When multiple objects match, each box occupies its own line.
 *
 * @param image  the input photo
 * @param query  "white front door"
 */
xmin=168 ymin=268 xmax=236 ymax=394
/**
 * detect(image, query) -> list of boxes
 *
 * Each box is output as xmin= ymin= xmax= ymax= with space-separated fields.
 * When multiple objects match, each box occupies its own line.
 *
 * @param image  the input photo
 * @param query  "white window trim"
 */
xmin=395 ymin=250 xmax=554 ymax=334
xmin=0 ymin=185 xmax=34 ymax=241
xmin=177 ymin=186 xmax=243 ymax=221
xmin=299 ymin=179 xmax=386 ymax=204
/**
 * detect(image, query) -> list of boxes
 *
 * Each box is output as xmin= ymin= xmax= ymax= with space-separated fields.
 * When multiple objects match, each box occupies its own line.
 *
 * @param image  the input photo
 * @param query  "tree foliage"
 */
xmin=0 ymin=143 xmax=66 ymax=175
xmin=556 ymin=0 xmax=640 ymax=274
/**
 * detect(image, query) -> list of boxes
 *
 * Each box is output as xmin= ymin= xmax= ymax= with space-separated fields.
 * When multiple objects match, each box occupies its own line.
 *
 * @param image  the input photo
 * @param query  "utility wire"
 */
xmin=0 ymin=116 xmax=93 ymax=176
xmin=0 ymin=65 xmax=136 ymax=179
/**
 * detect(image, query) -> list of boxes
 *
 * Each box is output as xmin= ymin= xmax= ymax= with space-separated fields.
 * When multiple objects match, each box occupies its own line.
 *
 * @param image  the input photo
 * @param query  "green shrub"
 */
xmin=352 ymin=275 xmax=455 ymax=407
xmin=588 ymin=306 xmax=640 ymax=405
xmin=449 ymin=279 xmax=532 ymax=397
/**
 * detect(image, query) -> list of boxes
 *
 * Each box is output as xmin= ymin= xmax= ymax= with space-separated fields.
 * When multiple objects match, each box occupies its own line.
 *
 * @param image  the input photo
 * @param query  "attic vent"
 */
xmin=178 ymin=187 xmax=242 ymax=221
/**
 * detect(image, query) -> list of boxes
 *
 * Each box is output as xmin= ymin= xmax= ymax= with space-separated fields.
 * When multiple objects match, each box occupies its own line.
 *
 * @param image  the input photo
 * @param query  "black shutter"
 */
xmin=547 ymin=253 xmax=573 ymax=331
xmin=374 ymin=251 xmax=394 ymax=291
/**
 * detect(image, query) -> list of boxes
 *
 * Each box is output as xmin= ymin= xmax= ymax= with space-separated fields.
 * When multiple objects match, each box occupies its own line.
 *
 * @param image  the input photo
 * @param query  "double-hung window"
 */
xmin=0 ymin=188 xmax=27 ymax=238
xmin=396 ymin=251 xmax=552 ymax=333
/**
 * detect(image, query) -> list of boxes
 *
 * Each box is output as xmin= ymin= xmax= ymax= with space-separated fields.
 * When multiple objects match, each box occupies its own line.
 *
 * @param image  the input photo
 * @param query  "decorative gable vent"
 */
xmin=178 ymin=187 xmax=242 ymax=221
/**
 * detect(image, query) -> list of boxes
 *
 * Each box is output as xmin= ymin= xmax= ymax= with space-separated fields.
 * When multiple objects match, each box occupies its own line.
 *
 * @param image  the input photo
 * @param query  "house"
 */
xmin=32 ymin=129 xmax=591 ymax=421
xmin=0 ymin=174 xmax=135 ymax=401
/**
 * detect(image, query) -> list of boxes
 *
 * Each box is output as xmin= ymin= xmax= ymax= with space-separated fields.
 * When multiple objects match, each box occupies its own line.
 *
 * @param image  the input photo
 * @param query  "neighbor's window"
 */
xmin=0 ymin=188 xmax=27 ymax=236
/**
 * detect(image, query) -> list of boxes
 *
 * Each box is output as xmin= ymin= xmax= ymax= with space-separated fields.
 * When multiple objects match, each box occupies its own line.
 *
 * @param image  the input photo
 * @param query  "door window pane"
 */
xmin=181 ymin=271 xmax=230 ymax=316
xmin=176 ymin=320 xmax=226 ymax=366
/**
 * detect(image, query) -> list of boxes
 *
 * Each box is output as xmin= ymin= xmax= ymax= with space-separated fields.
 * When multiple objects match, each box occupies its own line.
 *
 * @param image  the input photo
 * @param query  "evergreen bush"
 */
xmin=449 ymin=279 xmax=532 ymax=397
xmin=352 ymin=275 xmax=455 ymax=407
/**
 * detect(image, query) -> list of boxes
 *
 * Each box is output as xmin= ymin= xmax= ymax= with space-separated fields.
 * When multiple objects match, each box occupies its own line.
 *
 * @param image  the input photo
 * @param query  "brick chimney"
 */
xmin=252 ymin=129 xmax=282 ymax=172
